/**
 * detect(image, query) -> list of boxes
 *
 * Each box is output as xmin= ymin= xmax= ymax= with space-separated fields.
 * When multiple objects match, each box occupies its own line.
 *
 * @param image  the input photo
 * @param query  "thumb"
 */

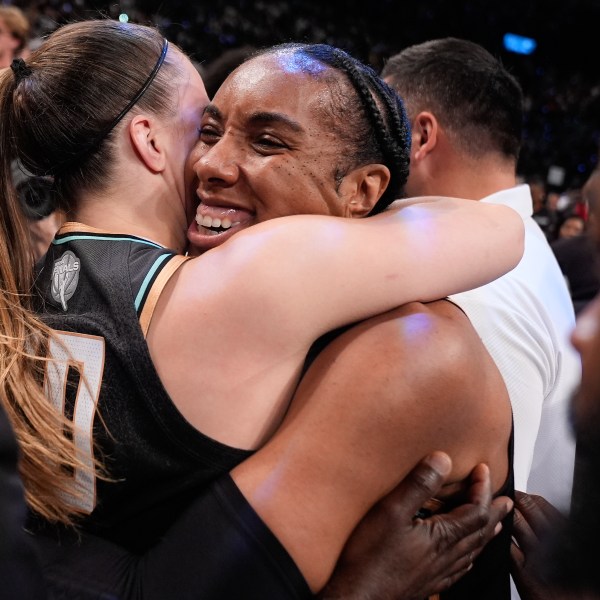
xmin=384 ymin=451 xmax=452 ymax=519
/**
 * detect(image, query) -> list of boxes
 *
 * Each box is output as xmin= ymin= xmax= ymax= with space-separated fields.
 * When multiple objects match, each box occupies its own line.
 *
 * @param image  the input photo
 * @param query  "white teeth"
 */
xmin=195 ymin=213 xmax=240 ymax=232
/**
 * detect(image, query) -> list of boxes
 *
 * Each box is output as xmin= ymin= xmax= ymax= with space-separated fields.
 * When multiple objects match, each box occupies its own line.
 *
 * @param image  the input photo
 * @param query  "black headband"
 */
xmin=94 ymin=38 xmax=169 ymax=147
xmin=49 ymin=38 xmax=169 ymax=176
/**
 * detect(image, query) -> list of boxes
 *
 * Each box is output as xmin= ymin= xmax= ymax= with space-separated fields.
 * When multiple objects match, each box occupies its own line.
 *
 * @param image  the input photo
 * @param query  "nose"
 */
xmin=192 ymin=136 xmax=240 ymax=188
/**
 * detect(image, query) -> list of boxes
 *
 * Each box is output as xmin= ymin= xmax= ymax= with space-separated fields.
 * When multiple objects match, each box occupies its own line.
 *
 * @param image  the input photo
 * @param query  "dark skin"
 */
xmin=323 ymin=454 xmax=511 ymax=600
xmin=232 ymin=300 xmax=512 ymax=591
xmin=188 ymin=53 xmax=515 ymax=593
xmin=510 ymin=491 xmax=600 ymax=600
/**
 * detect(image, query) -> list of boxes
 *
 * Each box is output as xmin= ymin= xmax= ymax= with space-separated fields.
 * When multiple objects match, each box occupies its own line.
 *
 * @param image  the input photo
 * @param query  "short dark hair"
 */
xmin=255 ymin=43 xmax=412 ymax=214
xmin=382 ymin=38 xmax=523 ymax=162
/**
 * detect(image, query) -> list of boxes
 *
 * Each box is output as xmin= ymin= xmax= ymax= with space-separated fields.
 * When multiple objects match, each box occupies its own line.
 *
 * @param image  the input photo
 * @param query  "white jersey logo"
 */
xmin=51 ymin=250 xmax=80 ymax=311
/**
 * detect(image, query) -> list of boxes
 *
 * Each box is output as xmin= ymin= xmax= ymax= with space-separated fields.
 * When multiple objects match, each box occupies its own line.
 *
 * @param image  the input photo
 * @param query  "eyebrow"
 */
xmin=246 ymin=111 xmax=304 ymax=133
xmin=203 ymin=104 xmax=304 ymax=133
xmin=203 ymin=104 xmax=222 ymax=119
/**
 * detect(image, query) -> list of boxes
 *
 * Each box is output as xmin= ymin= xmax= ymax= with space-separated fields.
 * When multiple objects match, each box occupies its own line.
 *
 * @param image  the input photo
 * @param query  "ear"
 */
xmin=128 ymin=114 xmax=167 ymax=173
xmin=411 ymin=111 xmax=439 ymax=163
xmin=338 ymin=164 xmax=391 ymax=218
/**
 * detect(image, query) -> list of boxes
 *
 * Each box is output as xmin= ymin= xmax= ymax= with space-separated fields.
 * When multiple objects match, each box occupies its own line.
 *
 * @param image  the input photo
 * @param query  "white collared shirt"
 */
xmin=450 ymin=184 xmax=580 ymax=511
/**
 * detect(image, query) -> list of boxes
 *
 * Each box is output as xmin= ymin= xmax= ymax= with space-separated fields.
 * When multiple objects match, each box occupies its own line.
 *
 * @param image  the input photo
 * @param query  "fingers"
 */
xmin=441 ymin=463 xmax=512 ymax=544
xmin=489 ymin=495 xmax=514 ymax=534
xmin=463 ymin=463 xmax=492 ymax=510
xmin=383 ymin=451 xmax=452 ymax=519
xmin=512 ymin=506 xmax=538 ymax=556
xmin=424 ymin=488 xmax=513 ymax=575
xmin=514 ymin=491 xmax=563 ymax=537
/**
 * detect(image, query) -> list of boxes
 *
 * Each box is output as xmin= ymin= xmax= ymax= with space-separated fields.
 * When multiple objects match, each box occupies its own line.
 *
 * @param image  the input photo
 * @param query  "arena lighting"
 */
xmin=503 ymin=33 xmax=537 ymax=55
xmin=119 ymin=13 xmax=129 ymax=23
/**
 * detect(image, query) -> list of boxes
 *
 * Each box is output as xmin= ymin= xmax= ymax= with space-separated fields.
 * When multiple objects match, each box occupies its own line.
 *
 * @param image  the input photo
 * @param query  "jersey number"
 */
xmin=45 ymin=331 xmax=105 ymax=514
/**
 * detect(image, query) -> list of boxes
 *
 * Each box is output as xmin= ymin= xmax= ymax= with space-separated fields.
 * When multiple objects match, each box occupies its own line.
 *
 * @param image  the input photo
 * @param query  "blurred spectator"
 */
xmin=556 ymin=214 xmax=585 ymax=240
xmin=0 ymin=5 xmax=29 ymax=67
xmin=528 ymin=175 xmax=558 ymax=241
xmin=6 ymin=0 xmax=600 ymax=197
xmin=552 ymin=170 xmax=600 ymax=314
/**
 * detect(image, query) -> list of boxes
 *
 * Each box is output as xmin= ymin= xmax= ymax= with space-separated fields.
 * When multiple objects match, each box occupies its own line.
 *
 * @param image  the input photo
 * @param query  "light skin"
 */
xmin=64 ymin=47 xmax=522 ymax=458
xmin=12 ymin=37 xmax=520 ymax=599
xmin=557 ymin=215 xmax=585 ymax=239
xmin=184 ymin=52 xmax=513 ymax=590
xmin=393 ymin=105 xmax=518 ymax=200
xmin=0 ymin=16 xmax=20 ymax=68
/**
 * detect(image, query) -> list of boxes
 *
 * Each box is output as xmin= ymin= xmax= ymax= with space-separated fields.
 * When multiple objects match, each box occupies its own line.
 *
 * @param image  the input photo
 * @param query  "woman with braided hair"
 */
xmin=1 ymin=19 xmax=520 ymax=598
xmin=189 ymin=42 xmax=518 ymax=599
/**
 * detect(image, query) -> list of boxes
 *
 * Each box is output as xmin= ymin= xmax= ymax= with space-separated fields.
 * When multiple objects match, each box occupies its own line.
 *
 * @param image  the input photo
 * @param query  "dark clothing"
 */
xmin=0 ymin=404 xmax=47 ymax=600
xmin=551 ymin=234 xmax=600 ymax=314
xmin=32 ymin=224 xmax=310 ymax=599
xmin=37 ymin=474 xmax=311 ymax=600
xmin=33 ymin=225 xmax=253 ymax=552
xmin=441 ymin=425 xmax=514 ymax=600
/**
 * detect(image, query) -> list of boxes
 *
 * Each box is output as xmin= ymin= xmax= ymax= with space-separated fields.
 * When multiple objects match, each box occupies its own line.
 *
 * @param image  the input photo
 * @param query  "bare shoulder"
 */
xmin=313 ymin=299 xmax=486 ymax=377
xmin=303 ymin=299 xmax=511 ymax=490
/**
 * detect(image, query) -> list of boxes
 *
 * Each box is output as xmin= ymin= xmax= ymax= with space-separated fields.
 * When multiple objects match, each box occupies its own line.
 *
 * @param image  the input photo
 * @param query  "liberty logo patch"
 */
xmin=51 ymin=250 xmax=80 ymax=311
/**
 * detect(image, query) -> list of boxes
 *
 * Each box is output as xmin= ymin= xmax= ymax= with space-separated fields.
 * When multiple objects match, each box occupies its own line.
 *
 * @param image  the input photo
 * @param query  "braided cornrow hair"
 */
xmin=256 ymin=43 xmax=411 ymax=215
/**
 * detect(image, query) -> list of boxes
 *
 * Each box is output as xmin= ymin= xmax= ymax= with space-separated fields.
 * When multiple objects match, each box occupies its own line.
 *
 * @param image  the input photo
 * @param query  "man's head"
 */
xmin=187 ymin=43 xmax=411 ymax=253
xmin=381 ymin=38 xmax=523 ymax=198
xmin=0 ymin=6 xmax=29 ymax=67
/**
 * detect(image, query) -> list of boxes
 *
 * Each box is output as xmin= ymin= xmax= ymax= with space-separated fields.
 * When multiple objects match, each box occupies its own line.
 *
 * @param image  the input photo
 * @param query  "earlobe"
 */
xmin=342 ymin=164 xmax=391 ymax=218
xmin=129 ymin=115 xmax=166 ymax=173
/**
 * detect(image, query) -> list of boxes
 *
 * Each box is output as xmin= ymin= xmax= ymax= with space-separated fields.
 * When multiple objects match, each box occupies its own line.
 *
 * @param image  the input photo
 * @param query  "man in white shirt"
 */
xmin=382 ymin=37 xmax=580 ymax=513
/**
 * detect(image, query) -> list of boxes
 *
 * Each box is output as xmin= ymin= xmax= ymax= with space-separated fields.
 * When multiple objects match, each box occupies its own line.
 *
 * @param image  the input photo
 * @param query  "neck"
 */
xmin=438 ymin=168 xmax=516 ymax=201
xmin=421 ymin=151 xmax=517 ymax=201
xmin=72 ymin=182 xmax=188 ymax=254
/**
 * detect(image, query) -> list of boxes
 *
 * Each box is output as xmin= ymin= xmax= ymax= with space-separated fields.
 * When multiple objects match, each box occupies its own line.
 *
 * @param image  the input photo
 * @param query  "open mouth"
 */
xmin=188 ymin=204 xmax=253 ymax=253
xmin=195 ymin=214 xmax=241 ymax=235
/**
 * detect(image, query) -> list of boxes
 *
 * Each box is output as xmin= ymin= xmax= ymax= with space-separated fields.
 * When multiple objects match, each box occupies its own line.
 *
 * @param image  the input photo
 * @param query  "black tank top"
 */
xmin=34 ymin=223 xmax=252 ymax=552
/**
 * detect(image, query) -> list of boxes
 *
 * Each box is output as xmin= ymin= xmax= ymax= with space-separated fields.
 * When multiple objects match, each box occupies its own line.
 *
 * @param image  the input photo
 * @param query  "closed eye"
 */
xmin=199 ymin=126 xmax=221 ymax=144
xmin=255 ymin=135 xmax=288 ymax=149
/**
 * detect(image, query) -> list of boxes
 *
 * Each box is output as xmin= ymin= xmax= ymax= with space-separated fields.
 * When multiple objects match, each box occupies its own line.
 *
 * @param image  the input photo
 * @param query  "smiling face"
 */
xmin=186 ymin=53 xmax=371 ymax=253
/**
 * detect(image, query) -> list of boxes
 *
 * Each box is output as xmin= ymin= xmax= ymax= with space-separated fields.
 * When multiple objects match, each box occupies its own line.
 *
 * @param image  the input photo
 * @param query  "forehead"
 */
xmin=212 ymin=54 xmax=336 ymax=128
xmin=171 ymin=50 xmax=209 ymax=107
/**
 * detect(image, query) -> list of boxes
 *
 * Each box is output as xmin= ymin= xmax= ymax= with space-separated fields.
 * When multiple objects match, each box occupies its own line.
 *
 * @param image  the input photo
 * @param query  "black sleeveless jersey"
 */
xmin=437 ymin=424 xmax=515 ymax=600
xmin=33 ymin=223 xmax=252 ymax=552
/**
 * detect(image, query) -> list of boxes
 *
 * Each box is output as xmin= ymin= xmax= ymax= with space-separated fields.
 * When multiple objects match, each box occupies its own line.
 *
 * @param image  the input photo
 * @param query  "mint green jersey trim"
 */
xmin=53 ymin=235 xmax=163 ymax=249
xmin=134 ymin=253 xmax=171 ymax=312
